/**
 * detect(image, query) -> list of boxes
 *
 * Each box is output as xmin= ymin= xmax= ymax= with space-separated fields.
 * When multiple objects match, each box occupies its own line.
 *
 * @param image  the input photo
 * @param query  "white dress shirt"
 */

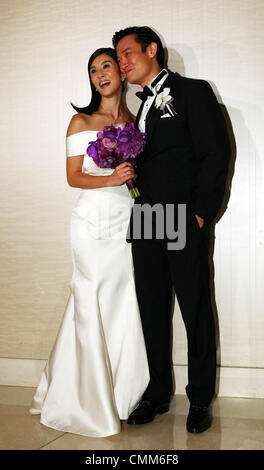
xmin=138 ymin=69 xmax=169 ymax=133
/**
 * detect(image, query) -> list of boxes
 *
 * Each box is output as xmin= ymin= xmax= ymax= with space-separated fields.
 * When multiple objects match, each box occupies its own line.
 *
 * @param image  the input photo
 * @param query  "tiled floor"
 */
xmin=0 ymin=386 xmax=263 ymax=450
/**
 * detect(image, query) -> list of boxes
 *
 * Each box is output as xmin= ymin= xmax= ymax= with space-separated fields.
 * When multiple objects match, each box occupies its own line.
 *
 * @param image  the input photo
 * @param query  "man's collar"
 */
xmin=136 ymin=69 xmax=170 ymax=102
xmin=149 ymin=69 xmax=169 ymax=91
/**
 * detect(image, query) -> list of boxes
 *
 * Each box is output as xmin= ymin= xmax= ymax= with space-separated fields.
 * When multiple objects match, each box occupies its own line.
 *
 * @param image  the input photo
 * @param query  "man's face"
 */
xmin=116 ymin=34 xmax=154 ymax=87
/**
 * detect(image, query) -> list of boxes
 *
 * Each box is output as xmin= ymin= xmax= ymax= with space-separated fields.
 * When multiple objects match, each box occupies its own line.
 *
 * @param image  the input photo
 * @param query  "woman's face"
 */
xmin=90 ymin=53 xmax=122 ymax=96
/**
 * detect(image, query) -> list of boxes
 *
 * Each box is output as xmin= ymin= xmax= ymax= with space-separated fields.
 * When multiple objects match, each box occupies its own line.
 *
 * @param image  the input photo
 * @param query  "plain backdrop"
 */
xmin=0 ymin=0 xmax=263 ymax=398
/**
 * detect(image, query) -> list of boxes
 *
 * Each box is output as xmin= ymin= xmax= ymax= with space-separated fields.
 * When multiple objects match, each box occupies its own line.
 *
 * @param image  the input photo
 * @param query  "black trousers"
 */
xmin=131 ymin=212 xmax=216 ymax=407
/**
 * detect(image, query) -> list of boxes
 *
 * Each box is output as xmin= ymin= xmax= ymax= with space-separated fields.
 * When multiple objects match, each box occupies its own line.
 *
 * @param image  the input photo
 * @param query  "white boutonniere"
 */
xmin=154 ymin=85 xmax=177 ymax=117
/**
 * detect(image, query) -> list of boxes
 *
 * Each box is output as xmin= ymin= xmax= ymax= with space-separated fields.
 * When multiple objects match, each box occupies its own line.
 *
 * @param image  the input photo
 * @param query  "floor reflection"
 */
xmin=0 ymin=387 xmax=263 ymax=450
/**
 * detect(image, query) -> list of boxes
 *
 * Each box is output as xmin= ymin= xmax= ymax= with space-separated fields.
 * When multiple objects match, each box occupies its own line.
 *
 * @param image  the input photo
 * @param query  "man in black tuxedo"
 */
xmin=113 ymin=26 xmax=230 ymax=433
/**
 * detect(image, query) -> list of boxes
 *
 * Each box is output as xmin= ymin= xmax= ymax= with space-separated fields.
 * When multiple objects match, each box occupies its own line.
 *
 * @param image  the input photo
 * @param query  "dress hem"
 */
xmin=39 ymin=417 xmax=122 ymax=438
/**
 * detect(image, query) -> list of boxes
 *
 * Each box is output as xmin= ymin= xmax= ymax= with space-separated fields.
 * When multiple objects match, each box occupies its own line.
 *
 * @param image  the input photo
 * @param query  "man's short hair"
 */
xmin=112 ymin=26 xmax=165 ymax=69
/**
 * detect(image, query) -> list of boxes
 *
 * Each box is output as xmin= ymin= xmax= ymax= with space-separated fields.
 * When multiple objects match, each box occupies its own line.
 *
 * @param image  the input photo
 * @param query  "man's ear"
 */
xmin=146 ymin=42 xmax=158 ymax=59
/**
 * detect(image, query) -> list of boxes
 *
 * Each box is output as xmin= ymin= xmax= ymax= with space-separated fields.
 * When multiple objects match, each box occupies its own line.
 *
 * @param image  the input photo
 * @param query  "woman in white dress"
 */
xmin=29 ymin=48 xmax=149 ymax=437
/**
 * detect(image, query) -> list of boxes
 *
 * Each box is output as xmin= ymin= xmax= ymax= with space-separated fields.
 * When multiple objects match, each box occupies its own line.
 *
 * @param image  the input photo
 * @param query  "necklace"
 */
xmin=100 ymin=106 xmax=125 ymax=125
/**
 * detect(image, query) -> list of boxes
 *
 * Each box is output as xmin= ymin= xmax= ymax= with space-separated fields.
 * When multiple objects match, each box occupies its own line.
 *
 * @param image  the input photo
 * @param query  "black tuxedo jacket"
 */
xmin=134 ymin=72 xmax=230 ymax=223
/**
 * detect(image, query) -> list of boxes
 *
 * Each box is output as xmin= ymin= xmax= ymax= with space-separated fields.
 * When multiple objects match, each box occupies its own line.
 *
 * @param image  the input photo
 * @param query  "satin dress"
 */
xmin=29 ymin=130 xmax=149 ymax=437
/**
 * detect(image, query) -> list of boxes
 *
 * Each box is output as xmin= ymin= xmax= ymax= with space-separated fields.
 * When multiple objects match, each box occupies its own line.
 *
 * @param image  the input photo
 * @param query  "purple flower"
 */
xmin=118 ymin=132 xmax=129 ymax=143
xmin=86 ymin=122 xmax=146 ymax=169
xmin=85 ymin=122 xmax=146 ymax=198
xmin=102 ymin=137 xmax=117 ymax=150
xmin=86 ymin=142 xmax=98 ymax=159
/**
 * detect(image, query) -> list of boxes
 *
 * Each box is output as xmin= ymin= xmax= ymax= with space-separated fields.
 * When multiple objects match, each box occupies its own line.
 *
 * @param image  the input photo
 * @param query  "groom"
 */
xmin=113 ymin=26 xmax=230 ymax=433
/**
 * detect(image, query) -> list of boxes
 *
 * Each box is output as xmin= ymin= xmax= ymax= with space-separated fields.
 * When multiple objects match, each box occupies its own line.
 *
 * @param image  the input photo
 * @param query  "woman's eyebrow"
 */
xmin=90 ymin=60 xmax=112 ymax=70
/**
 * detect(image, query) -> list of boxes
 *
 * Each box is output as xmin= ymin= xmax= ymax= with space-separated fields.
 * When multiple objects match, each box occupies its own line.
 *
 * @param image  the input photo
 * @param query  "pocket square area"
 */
xmin=160 ymin=113 xmax=171 ymax=118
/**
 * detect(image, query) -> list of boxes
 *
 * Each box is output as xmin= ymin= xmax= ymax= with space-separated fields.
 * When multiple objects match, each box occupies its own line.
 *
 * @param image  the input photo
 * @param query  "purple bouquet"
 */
xmin=86 ymin=122 xmax=146 ymax=198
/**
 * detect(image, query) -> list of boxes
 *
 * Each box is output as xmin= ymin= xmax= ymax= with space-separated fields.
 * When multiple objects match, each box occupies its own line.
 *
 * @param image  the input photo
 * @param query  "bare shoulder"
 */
xmin=66 ymin=113 xmax=94 ymax=137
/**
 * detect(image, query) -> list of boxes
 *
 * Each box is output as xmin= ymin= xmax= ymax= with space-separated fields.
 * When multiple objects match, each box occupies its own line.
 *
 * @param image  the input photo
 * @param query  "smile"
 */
xmin=99 ymin=80 xmax=111 ymax=89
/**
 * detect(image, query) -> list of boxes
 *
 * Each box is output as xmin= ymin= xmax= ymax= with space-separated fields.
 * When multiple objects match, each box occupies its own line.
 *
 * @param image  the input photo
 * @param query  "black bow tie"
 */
xmin=136 ymin=86 xmax=154 ymax=102
xmin=136 ymin=70 xmax=168 ymax=102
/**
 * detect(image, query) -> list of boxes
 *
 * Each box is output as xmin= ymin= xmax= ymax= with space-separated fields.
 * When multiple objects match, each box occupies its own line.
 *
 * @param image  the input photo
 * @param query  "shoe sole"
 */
xmin=127 ymin=404 xmax=169 ymax=425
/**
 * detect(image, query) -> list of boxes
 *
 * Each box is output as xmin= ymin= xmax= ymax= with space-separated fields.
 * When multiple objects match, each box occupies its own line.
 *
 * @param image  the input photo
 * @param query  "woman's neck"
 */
xmin=99 ymin=92 xmax=125 ymax=121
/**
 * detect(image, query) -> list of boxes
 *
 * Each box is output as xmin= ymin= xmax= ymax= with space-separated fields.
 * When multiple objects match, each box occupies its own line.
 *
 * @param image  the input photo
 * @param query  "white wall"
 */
xmin=0 ymin=0 xmax=264 ymax=398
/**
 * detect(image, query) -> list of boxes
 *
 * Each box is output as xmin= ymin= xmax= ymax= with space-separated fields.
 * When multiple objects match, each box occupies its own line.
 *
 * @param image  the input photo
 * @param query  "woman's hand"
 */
xmin=106 ymin=162 xmax=135 ymax=187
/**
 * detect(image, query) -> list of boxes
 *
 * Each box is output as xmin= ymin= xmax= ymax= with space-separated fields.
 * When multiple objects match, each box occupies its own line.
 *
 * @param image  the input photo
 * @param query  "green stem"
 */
xmin=129 ymin=187 xmax=140 ymax=199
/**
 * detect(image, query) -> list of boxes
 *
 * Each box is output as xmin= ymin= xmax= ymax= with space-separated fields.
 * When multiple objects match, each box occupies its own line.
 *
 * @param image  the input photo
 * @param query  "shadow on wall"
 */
xmin=165 ymin=46 xmax=237 ymax=400
xmin=207 ymin=95 xmax=236 ymax=398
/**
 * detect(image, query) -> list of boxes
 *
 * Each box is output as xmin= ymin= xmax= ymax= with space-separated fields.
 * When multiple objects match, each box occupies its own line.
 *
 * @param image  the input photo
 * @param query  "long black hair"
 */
xmin=71 ymin=47 xmax=119 ymax=115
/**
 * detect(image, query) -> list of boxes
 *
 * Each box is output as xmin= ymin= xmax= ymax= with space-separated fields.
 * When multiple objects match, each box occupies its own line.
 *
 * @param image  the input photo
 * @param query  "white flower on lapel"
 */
xmin=154 ymin=85 xmax=177 ymax=116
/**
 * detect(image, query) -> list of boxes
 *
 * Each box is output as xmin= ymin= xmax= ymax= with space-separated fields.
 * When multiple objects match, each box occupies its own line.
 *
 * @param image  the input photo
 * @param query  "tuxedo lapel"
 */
xmin=145 ymin=72 xmax=178 ymax=143
xmin=145 ymin=101 xmax=162 ymax=142
xmin=135 ymin=100 xmax=145 ymax=130
xmin=135 ymin=72 xmax=180 ymax=141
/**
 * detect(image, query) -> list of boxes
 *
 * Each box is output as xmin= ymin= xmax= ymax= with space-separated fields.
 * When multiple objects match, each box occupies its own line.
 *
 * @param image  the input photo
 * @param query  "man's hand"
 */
xmin=195 ymin=214 xmax=204 ymax=229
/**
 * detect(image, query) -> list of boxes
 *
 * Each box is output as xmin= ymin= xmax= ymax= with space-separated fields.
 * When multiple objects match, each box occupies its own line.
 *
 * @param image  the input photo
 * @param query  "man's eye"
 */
xmin=90 ymin=69 xmax=96 ymax=74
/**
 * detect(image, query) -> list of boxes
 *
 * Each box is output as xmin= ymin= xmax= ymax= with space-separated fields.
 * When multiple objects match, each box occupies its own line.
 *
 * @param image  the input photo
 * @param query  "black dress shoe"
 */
xmin=186 ymin=405 xmax=212 ymax=433
xmin=127 ymin=400 xmax=170 ymax=425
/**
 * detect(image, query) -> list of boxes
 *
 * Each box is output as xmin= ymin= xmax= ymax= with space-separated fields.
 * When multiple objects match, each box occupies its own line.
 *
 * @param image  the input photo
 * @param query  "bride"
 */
xmin=29 ymin=47 xmax=149 ymax=437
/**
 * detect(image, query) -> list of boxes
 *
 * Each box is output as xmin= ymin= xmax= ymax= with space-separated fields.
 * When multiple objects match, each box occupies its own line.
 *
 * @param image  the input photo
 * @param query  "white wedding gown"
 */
xmin=29 ymin=130 xmax=149 ymax=437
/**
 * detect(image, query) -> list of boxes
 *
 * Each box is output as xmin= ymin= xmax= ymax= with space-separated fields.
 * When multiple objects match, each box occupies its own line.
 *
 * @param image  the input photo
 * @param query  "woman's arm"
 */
xmin=66 ymin=157 xmax=134 ymax=189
